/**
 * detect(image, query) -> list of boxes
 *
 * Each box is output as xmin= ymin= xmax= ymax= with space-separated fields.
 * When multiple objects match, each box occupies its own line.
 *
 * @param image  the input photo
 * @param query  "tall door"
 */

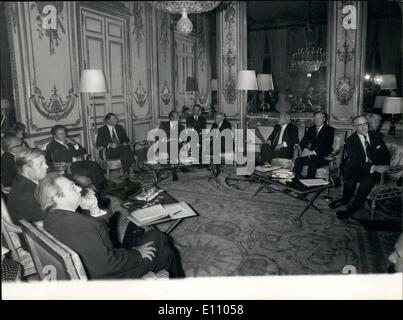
xmin=79 ymin=7 xmax=129 ymax=155
xmin=174 ymin=33 xmax=196 ymax=110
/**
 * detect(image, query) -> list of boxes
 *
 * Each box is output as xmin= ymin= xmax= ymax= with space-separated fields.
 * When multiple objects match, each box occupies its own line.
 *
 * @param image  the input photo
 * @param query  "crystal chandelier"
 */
xmin=148 ymin=1 xmax=221 ymax=34
xmin=291 ymin=1 xmax=326 ymax=74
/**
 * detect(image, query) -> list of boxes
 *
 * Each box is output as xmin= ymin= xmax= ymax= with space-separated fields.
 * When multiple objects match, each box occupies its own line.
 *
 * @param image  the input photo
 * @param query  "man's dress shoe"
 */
xmin=329 ymin=199 xmax=346 ymax=209
xmin=336 ymin=208 xmax=355 ymax=220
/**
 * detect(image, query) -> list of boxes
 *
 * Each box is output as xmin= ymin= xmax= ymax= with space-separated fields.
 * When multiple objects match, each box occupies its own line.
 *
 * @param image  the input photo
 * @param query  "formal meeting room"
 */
xmin=1 ymin=0 xmax=402 ymax=294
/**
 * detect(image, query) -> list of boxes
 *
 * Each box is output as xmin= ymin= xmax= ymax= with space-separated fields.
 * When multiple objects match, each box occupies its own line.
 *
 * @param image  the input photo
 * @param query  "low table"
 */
xmin=251 ymin=171 xmax=333 ymax=228
xmin=119 ymin=190 xmax=197 ymax=237
xmin=144 ymin=162 xmax=191 ymax=185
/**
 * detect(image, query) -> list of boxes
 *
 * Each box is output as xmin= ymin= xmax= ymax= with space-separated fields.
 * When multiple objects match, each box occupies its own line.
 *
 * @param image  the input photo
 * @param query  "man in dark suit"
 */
xmin=46 ymin=125 xmax=106 ymax=191
xmin=209 ymin=112 xmax=232 ymax=155
xmin=336 ymin=115 xmax=390 ymax=220
xmin=96 ymin=113 xmax=135 ymax=177
xmin=186 ymin=104 xmax=206 ymax=162
xmin=7 ymin=147 xmax=49 ymax=224
xmin=158 ymin=111 xmax=185 ymax=180
xmin=38 ymin=173 xmax=185 ymax=279
xmin=1 ymin=135 xmax=24 ymax=187
xmin=260 ymin=112 xmax=299 ymax=164
xmin=292 ymin=111 xmax=335 ymax=178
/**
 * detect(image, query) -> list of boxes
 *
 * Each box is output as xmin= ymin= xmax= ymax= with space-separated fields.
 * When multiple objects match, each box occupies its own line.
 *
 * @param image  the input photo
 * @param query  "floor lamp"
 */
xmin=79 ymin=69 xmax=108 ymax=157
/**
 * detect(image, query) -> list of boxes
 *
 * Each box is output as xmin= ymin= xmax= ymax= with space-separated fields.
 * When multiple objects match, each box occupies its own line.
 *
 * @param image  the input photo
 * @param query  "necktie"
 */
xmin=111 ymin=127 xmax=119 ymax=144
xmin=316 ymin=127 xmax=320 ymax=137
xmin=364 ymin=135 xmax=373 ymax=162
xmin=195 ymin=116 xmax=198 ymax=121
xmin=273 ymin=128 xmax=280 ymax=146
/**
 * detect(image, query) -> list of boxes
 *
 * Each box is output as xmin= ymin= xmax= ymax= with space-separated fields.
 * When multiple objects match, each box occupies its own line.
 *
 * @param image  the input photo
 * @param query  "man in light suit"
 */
xmin=335 ymin=115 xmax=390 ymax=220
xmin=293 ymin=111 xmax=335 ymax=179
xmin=260 ymin=112 xmax=299 ymax=164
xmin=38 ymin=173 xmax=185 ymax=279
xmin=96 ymin=113 xmax=135 ymax=177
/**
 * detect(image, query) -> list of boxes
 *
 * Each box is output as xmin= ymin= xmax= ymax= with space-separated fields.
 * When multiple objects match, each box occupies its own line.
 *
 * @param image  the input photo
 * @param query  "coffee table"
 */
xmin=118 ymin=189 xmax=197 ymax=237
xmin=251 ymin=170 xmax=333 ymax=228
xmin=144 ymin=162 xmax=191 ymax=185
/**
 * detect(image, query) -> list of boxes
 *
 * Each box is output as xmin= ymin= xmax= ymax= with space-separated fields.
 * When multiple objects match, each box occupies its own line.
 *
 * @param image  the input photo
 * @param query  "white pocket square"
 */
xmin=376 ymin=145 xmax=380 ymax=149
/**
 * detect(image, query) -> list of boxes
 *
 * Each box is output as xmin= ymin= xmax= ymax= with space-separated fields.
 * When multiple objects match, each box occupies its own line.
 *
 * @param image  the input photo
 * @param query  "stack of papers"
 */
xmin=255 ymin=165 xmax=281 ymax=173
xmin=135 ymin=188 xmax=163 ymax=201
xmin=268 ymin=169 xmax=295 ymax=179
xmin=299 ymin=179 xmax=330 ymax=187
xmin=128 ymin=201 xmax=197 ymax=226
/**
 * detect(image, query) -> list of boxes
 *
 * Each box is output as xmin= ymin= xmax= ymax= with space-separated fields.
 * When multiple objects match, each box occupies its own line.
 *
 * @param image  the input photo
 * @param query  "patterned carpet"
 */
xmin=110 ymin=166 xmax=401 ymax=277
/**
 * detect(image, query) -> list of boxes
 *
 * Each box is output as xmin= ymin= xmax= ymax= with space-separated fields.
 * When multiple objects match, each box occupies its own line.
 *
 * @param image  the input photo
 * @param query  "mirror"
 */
xmin=246 ymin=0 xmax=328 ymax=115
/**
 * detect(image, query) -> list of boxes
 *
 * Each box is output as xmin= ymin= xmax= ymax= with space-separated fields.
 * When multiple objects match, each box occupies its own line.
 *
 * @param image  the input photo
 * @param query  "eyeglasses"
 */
xmin=355 ymin=122 xmax=368 ymax=128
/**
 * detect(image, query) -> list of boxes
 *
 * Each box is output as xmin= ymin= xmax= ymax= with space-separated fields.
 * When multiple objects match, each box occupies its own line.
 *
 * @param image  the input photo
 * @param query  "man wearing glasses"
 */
xmin=335 ymin=115 xmax=390 ymax=220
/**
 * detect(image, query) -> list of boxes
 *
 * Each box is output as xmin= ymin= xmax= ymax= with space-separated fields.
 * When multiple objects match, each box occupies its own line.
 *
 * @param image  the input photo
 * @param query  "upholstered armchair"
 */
xmin=367 ymin=142 xmax=403 ymax=219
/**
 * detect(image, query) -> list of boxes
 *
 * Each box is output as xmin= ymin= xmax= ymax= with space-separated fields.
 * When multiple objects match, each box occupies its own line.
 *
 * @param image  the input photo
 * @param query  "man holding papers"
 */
xmin=38 ymin=173 xmax=185 ymax=279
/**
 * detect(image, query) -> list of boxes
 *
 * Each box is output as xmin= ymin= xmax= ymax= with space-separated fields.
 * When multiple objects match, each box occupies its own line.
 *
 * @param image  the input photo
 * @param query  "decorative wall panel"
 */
xmin=195 ymin=15 xmax=210 ymax=109
xmin=328 ymin=1 xmax=366 ymax=129
xmin=8 ymin=1 xmax=82 ymax=143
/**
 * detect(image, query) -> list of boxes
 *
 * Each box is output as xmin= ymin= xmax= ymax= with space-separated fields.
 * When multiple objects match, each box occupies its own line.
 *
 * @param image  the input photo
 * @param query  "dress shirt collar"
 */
xmin=54 ymin=138 xmax=69 ymax=148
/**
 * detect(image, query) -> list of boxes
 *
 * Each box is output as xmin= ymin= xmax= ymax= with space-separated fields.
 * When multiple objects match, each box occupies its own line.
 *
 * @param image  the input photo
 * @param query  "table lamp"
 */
xmin=379 ymin=74 xmax=398 ymax=96
xmin=79 ymin=69 xmax=107 ymax=131
xmin=382 ymin=97 xmax=403 ymax=135
xmin=257 ymin=74 xmax=274 ymax=113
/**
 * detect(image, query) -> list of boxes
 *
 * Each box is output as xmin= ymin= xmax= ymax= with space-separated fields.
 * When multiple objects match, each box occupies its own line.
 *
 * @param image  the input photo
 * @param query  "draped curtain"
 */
xmin=266 ymin=29 xmax=289 ymax=93
xmin=247 ymin=31 xmax=266 ymax=74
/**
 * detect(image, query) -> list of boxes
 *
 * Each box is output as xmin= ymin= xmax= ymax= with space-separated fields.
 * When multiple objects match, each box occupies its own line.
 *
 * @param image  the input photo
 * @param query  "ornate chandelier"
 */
xmin=148 ymin=1 xmax=221 ymax=34
xmin=291 ymin=1 xmax=326 ymax=74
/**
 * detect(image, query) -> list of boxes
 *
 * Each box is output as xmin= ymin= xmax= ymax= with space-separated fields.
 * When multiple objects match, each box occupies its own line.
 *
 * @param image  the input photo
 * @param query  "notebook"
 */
xmin=299 ymin=179 xmax=330 ymax=187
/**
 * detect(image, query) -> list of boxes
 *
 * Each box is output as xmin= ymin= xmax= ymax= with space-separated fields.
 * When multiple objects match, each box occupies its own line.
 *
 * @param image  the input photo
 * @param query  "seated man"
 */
xmin=260 ymin=112 xmax=299 ymax=164
xmin=46 ymin=125 xmax=106 ymax=191
xmin=209 ymin=112 xmax=232 ymax=156
xmin=159 ymin=111 xmax=185 ymax=181
xmin=1 ymin=135 xmax=24 ymax=187
xmin=292 ymin=111 xmax=335 ymax=179
xmin=7 ymin=147 xmax=48 ymax=224
xmin=186 ymin=104 xmax=206 ymax=144
xmin=37 ymin=172 xmax=185 ymax=279
xmin=336 ymin=115 xmax=390 ymax=220
xmin=96 ymin=113 xmax=135 ymax=178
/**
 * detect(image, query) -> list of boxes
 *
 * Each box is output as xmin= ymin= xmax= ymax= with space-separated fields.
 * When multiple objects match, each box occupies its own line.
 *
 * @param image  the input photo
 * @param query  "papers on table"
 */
xmin=128 ymin=201 xmax=197 ymax=226
xmin=299 ymin=179 xmax=330 ymax=187
xmin=135 ymin=187 xmax=163 ymax=201
xmin=255 ymin=165 xmax=281 ymax=173
xmin=267 ymin=168 xmax=295 ymax=179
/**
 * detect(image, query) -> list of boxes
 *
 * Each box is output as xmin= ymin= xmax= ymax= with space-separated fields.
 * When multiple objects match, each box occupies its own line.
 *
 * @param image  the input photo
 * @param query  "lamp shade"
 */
xmin=211 ymin=79 xmax=218 ymax=91
xmin=80 ymin=69 xmax=107 ymax=93
xmin=379 ymin=74 xmax=397 ymax=90
xmin=186 ymin=77 xmax=198 ymax=92
xmin=1 ymin=99 xmax=11 ymax=110
xmin=236 ymin=70 xmax=258 ymax=90
xmin=373 ymin=96 xmax=386 ymax=109
xmin=257 ymin=74 xmax=274 ymax=91
xmin=382 ymin=97 xmax=403 ymax=114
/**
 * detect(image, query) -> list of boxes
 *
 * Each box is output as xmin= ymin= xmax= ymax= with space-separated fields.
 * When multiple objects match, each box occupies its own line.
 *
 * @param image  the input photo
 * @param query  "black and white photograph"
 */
xmin=1 ymin=0 xmax=402 ymax=302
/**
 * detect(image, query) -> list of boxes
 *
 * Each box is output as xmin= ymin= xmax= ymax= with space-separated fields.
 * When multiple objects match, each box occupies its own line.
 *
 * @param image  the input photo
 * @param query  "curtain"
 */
xmin=247 ymin=31 xmax=266 ymax=74
xmin=266 ymin=29 xmax=289 ymax=93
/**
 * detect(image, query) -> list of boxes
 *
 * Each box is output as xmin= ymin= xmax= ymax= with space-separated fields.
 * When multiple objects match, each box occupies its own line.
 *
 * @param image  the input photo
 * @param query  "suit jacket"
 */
xmin=267 ymin=123 xmax=299 ymax=148
xmin=159 ymin=121 xmax=185 ymax=140
xmin=1 ymin=151 xmax=17 ymax=187
xmin=7 ymin=175 xmax=47 ymax=224
xmin=43 ymin=209 xmax=144 ymax=279
xmin=210 ymin=119 xmax=232 ymax=132
xmin=45 ymin=139 xmax=86 ymax=164
xmin=343 ymin=131 xmax=390 ymax=179
xmin=299 ymin=124 xmax=335 ymax=158
xmin=96 ymin=124 xmax=129 ymax=149
xmin=186 ymin=115 xmax=207 ymax=135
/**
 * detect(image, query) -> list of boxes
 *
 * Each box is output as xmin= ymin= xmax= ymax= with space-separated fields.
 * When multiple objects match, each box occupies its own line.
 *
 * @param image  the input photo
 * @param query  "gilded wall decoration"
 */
xmin=29 ymin=84 xmax=78 ymax=122
xmin=198 ymin=89 xmax=208 ymax=106
xmin=335 ymin=26 xmax=355 ymax=105
xmin=222 ymin=45 xmax=237 ymax=104
xmin=131 ymin=2 xmax=144 ymax=59
xmin=159 ymin=12 xmax=169 ymax=63
xmin=30 ymin=2 xmax=66 ymax=55
xmin=197 ymin=18 xmax=206 ymax=72
xmin=132 ymin=80 xmax=148 ymax=108
xmin=8 ymin=3 xmax=18 ymax=33
xmin=161 ymin=81 xmax=172 ymax=105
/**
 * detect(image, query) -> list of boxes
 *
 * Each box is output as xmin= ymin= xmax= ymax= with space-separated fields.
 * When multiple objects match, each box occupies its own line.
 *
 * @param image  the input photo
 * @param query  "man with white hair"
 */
xmin=260 ymin=112 xmax=299 ymax=164
xmin=37 ymin=172 xmax=185 ymax=279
